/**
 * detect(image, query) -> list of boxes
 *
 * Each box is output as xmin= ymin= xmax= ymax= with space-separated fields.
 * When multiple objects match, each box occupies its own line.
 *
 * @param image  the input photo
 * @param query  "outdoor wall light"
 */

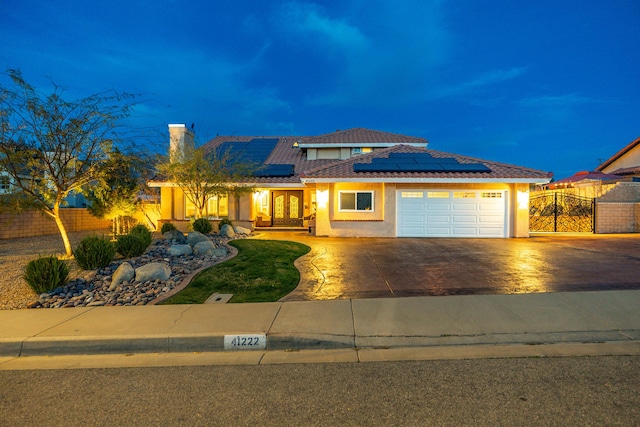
xmin=517 ymin=190 xmax=529 ymax=210
xmin=316 ymin=189 xmax=329 ymax=209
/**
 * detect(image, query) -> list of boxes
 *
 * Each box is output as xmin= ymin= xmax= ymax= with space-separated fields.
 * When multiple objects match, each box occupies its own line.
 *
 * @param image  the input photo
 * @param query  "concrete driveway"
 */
xmin=252 ymin=232 xmax=640 ymax=301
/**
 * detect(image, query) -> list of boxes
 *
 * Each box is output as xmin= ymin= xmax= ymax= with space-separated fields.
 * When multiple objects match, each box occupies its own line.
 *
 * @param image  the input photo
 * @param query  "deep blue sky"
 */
xmin=2 ymin=0 xmax=639 ymax=179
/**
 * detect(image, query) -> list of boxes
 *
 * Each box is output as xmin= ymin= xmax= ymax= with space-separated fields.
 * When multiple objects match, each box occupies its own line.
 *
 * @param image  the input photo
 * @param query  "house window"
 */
xmin=351 ymin=147 xmax=372 ymax=155
xmin=339 ymin=191 xmax=374 ymax=212
xmin=0 ymin=176 xmax=10 ymax=193
xmin=185 ymin=194 xmax=229 ymax=219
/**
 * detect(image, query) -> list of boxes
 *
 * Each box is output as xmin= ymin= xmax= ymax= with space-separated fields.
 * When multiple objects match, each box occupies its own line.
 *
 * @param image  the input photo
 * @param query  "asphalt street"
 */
xmin=1 ymin=356 xmax=638 ymax=426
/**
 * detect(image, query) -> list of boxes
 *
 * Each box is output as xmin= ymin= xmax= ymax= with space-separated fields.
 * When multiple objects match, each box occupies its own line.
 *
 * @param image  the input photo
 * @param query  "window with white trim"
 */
xmin=0 ymin=175 xmax=10 ymax=193
xmin=339 ymin=191 xmax=374 ymax=212
xmin=352 ymin=147 xmax=372 ymax=155
xmin=185 ymin=194 xmax=229 ymax=219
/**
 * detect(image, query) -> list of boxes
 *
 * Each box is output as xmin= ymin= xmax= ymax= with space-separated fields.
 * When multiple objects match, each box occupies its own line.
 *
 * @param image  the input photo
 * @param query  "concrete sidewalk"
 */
xmin=2 ymin=290 xmax=640 ymax=362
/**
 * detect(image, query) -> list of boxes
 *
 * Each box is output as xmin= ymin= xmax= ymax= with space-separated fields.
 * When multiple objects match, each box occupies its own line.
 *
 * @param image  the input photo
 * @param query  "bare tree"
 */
xmin=158 ymin=145 xmax=255 ymax=220
xmin=0 ymin=69 xmax=138 ymax=256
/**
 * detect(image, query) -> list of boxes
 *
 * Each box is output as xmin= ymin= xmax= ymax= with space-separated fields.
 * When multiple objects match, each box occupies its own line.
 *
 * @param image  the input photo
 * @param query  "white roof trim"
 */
xmin=300 ymin=177 xmax=551 ymax=184
xmin=298 ymin=142 xmax=427 ymax=149
xmin=247 ymin=183 xmax=304 ymax=188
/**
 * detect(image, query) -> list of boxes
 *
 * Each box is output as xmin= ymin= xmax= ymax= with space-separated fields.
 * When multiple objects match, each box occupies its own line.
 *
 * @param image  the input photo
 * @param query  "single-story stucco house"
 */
xmin=150 ymin=124 xmax=551 ymax=238
xmin=597 ymin=136 xmax=640 ymax=179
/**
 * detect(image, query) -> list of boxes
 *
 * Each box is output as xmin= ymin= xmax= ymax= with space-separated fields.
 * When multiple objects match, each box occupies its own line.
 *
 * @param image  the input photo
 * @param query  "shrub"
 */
xmin=73 ymin=236 xmax=115 ymax=270
xmin=130 ymin=224 xmax=152 ymax=247
xmin=116 ymin=234 xmax=148 ymax=258
xmin=161 ymin=222 xmax=176 ymax=234
xmin=218 ymin=218 xmax=233 ymax=229
xmin=23 ymin=256 xmax=69 ymax=294
xmin=192 ymin=218 xmax=213 ymax=234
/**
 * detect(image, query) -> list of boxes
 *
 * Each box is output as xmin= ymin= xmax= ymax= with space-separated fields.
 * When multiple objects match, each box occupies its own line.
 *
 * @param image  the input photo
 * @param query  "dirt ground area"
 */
xmin=0 ymin=231 xmax=108 ymax=310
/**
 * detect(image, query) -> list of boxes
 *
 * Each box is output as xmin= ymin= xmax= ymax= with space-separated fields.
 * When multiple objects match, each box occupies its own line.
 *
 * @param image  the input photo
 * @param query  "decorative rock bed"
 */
xmin=28 ymin=231 xmax=248 ymax=309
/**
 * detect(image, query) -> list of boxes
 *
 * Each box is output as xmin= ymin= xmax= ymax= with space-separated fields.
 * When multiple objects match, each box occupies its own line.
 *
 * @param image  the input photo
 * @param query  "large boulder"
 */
xmin=193 ymin=240 xmax=216 ymax=256
xmin=168 ymin=244 xmax=193 ymax=256
xmin=135 ymin=262 xmax=171 ymax=282
xmin=163 ymin=229 xmax=186 ymax=243
xmin=234 ymin=225 xmax=251 ymax=235
xmin=219 ymin=224 xmax=236 ymax=238
xmin=187 ymin=231 xmax=208 ymax=246
xmin=212 ymin=247 xmax=228 ymax=257
xmin=109 ymin=262 xmax=134 ymax=290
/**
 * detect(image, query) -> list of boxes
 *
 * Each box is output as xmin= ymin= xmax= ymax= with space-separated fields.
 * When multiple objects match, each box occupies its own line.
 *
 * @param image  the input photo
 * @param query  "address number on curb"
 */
xmin=224 ymin=334 xmax=267 ymax=350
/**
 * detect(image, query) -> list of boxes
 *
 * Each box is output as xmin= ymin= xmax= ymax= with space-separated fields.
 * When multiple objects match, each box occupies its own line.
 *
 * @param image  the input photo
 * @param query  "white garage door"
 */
xmin=397 ymin=190 xmax=507 ymax=237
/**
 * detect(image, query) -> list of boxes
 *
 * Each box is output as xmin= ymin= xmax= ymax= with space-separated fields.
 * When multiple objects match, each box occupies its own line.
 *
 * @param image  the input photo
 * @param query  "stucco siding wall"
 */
xmin=601 ymin=144 xmax=640 ymax=173
xmin=318 ymin=182 xmax=394 ymax=237
xmin=315 ymin=182 xmax=527 ymax=238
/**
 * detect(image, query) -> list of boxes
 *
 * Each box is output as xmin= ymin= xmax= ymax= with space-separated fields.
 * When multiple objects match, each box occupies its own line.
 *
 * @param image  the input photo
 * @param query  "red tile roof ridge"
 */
xmin=298 ymin=127 xmax=428 ymax=144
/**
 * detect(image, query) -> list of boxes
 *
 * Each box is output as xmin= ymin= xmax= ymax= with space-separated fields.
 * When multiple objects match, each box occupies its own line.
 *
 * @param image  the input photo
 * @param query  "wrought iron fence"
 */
xmin=529 ymin=192 xmax=594 ymax=232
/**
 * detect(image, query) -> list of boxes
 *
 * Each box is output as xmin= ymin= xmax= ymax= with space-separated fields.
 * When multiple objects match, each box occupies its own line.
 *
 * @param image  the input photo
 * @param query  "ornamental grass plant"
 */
xmin=23 ymin=256 xmax=69 ymax=294
xmin=73 ymin=235 xmax=115 ymax=270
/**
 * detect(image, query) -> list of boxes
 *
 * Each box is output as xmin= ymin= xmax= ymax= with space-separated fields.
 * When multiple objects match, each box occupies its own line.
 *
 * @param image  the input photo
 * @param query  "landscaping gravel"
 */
xmin=0 ymin=231 xmax=101 ymax=310
xmin=0 ymin=231 xmax=242 ymax=310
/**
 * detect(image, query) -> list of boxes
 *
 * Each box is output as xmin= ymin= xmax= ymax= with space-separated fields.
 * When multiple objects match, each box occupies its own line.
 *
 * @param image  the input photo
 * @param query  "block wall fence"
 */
xmin=0 ymin=208 xmax=160 ymax=240
xmin=595 ymin=203 xmax=640 ymax=234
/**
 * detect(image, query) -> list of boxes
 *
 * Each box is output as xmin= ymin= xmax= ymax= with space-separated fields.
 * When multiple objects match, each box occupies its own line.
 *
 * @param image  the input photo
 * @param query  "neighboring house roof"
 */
xmin=300 ymin=144 xmax=550 ymax=183
xmin=605 ymin=165 xmax=640 ymax=176
xmin=296 ymin=128 xmax=428 ymax=148
xmin=549 ymin=170 xmax=622 ymax=187
xmin=596 ymin=136 xmax=640 ymax=172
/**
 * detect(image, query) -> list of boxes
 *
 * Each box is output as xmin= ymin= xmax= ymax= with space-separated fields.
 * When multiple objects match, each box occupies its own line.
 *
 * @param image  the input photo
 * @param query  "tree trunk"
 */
xmin=52 ymin=203 xmax=73 ymax=257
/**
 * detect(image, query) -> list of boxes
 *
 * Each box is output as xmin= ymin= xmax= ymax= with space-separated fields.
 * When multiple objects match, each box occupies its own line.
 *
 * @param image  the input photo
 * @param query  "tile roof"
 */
xmin=607 ymin=166 xmax=640 ymax=176
xmin=297 ymin=128 xmax=428 ymax=145
xmin=597 ymin=136 xmax=640 ymax=171
xmin=300 ymin=145 xmax=551 ymax=181
xmin=201 ymin=135 xmax=336 ymax=184
xmin=197 ymin=129 xmax=550 ymax=184
xmin=552 ymin=170 xmax=622 ymax=185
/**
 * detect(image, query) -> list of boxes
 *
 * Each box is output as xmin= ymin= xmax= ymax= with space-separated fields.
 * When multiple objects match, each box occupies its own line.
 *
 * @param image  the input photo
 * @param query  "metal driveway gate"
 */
xmin=529 ymin=192 xmax=595 ymax=232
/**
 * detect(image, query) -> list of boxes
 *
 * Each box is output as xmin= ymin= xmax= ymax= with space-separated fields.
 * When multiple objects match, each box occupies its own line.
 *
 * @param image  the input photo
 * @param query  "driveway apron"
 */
xmin=251 ymin=232 xmax=640 ymax=301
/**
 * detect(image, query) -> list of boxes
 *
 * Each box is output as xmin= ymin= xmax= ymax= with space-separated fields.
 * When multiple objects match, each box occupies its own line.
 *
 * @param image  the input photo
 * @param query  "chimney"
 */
xmin=168 ymin=124 xmax=195 ymax=162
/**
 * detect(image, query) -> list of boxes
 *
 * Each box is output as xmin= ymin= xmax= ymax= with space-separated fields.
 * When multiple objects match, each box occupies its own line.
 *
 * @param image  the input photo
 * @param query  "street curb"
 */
xmin=4 ymin=331 xmax=640 ymax=358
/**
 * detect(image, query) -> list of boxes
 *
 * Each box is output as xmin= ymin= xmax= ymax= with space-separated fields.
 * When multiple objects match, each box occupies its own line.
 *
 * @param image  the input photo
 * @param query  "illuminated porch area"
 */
xmin=250 ymin=187 xmax=315 ymax=231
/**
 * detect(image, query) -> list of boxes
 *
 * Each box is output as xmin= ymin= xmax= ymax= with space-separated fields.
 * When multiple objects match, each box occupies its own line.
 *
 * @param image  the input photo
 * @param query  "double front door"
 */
xmin=272 ymin=190 xmax=303 ymax=227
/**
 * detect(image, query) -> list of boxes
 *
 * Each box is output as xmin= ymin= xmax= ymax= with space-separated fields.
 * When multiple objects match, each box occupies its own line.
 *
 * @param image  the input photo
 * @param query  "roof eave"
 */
xmin=300 ymin=177 xmax=551 ymax=184
xmin=596 ymin=136 xmax=640 ymax=171
xmin=298 ymin=142 xmax=427 ymax=149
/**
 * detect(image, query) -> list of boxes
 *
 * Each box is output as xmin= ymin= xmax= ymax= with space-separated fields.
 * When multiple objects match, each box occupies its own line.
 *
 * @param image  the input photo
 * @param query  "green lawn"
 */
xmin=161 ymin=239 xmax=310 ymax=304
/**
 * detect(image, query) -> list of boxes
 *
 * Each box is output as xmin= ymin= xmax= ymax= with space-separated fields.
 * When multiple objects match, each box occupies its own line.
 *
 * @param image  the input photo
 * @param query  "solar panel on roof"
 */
xmin=354 ymin=163 xmax=400 ymax=172
xmin=215 ymin=138 xmax=279 ymax=165
xmin=353 ymin=153 xmax=491 ymax=173
xmin=253 ymin=164 xmax=295 ymax=177
xmin=371 ymin=157 xmax=419 ymax=164
xmin=440 ymin=163 xmax=491 ymax=172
